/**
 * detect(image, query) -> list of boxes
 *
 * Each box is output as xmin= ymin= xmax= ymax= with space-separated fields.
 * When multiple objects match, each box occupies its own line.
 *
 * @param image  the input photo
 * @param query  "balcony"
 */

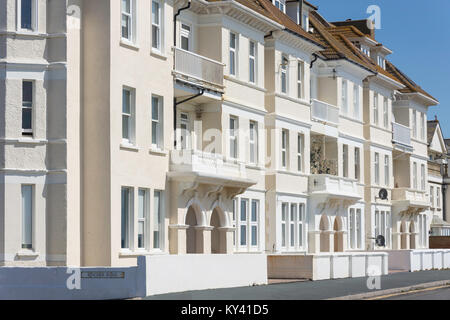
xmin=311 ymin=99 xmax=339 ymax=126
xmin=173 ymin=47 xmax=225 ymax=94
xmin=392 ymin=122 xmax=413 ymax=152
xmin=309 ymin=174 xmax=361 ymax=202
xmin=392 ymin=188 xmax=429 ymax=212
xmin=169 ymin=150 xmax=255 ymax=188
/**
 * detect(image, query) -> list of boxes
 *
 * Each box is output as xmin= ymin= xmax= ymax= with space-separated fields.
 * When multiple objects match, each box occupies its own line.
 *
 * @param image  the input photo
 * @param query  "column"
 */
xmin=169 ymin=224 xmax=188 ymax=254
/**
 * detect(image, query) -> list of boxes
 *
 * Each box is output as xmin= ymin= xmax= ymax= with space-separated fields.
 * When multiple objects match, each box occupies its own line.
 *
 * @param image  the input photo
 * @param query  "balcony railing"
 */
xmin=170 ymin=149 xmax=247 ymax=179
xmin=392 ymin=188 xmax=428 ymax=204
xmin=309 ymin=174 xmax=360 ymax=200
xmin=173 ymin=47 xmax=224 ymax=91
xmin=392 ymin=122 xmax=412 ymax=147
xmin=311 ymin=99 xmax=339 ymax=126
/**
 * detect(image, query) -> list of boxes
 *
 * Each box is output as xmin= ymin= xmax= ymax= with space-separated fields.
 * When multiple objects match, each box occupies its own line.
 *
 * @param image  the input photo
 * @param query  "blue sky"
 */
xmin=311 ymin=0 xmax=450 ymax=137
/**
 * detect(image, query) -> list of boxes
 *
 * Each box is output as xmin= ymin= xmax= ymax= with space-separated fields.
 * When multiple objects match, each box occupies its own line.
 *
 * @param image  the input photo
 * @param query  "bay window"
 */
xmin=375 ymin=210 xmax=391 ymax=247
xmin=281 ymin=202 xmax=305 ymax=251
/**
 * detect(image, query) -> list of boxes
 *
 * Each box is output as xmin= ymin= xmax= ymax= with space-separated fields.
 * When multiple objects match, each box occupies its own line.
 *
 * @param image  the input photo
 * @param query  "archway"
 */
xmin=333 ymin=216 xmax=344 ymax=252
xmin=320 ymin=215 xmax=331 ymax=252
xmin=186 ymin=206 xmax=198 ymax=254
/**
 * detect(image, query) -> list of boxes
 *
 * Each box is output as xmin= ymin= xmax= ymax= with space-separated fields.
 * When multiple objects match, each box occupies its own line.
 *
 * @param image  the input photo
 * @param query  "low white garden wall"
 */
xmin=145 ymin=254 xmax=267 ymax=296
xmin=268 ymin=252 xmax=388 ymax=281
xmin=388 ymin=249 xmax=450 ymax=272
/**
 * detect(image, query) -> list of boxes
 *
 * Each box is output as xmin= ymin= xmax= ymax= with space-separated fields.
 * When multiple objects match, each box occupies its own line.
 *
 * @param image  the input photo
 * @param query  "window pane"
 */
xmin=152 ymin=1 xmax=159 ymax=24
xmin=121 ymin=188 xmax=130 ymax=249
xmin=21 ymin=0 xmax=33 ymax=30
xmin=181 ymin=36 xmax=189 ymax=51
xmin=240 ymin=225 xmax=246 ymax=246
xmin=123 ymin=90 xmax=130 ymax=113
xmin=138 ymin=221 xmax=144 ymax=248
xmin=290 ymin=224 xmax=295 ymax=247
xmin=122 ymin=16 xmax=130 ymax=39
xmin=22 ymin=185 xmax=33 ymax=249
xmin=281 ymin=224 xmax=286 ymax=247
xmin=22 ymin=109 xmax=32 ymax=130
xmin=122 ymin=115 xmax=130 ymax=140
xmin=153 ymin=191 xmax=161 ymax=249
xmin=249 ymin=59 xmax=255 ymax=83
xmin=251 ymin=200 xmax=258 ymax=222
xmin=152 ymin=26 xmax=159 ymax=49
xmin=22 ymin=81 xmax=33 ymax=102
xmin=122 ymin=0 xmax=131 ymax=13
xmin=251 ymin=226 xmax=257 ymax=246
xmin=240 ymin=199 xmax=247 ymax=221
xmin=230 ymin=51 xmax=235 ymax=75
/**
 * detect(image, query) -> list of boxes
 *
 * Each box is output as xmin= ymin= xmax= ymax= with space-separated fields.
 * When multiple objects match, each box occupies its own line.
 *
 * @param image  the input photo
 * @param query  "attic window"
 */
xmin=301 ymin=12 xmax=309 ymax=31
xmin=359 ymin=45 xmax=370 ymax=57
xmin=274 ymin=0 xmax=285 ymax=13
xmin=377 ymin=55 xmax=386 ymax=69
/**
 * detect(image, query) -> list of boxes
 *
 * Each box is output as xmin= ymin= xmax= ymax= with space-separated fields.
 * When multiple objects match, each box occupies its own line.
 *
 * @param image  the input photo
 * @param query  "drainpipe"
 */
xmin=174 ymin=0 xmax=192 ymax=47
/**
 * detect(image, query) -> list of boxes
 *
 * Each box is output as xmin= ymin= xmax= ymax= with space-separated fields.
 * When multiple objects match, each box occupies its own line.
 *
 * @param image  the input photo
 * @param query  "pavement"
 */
xmin=380 ymin=286 xmax=450 ymax=300
xmin=144 ymin=269 xmax=450 ymax=300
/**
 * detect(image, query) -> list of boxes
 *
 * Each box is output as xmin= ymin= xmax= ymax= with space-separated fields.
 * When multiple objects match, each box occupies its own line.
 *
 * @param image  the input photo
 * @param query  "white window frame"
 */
xmin=122 ymin=87 xmax=135 ymax=145
xmin=437 ymin=187 xmax=441 ymax=208
xmin=250 ymin=200 xmax=259 ymax=248
xmin=421 ymin=164 xmax=426 ymax=191
xmin=152 ymin=0 xmax=163 ymax=51
xmin=121 ymin=187 xmax=134 ymax=250
xmin=281 ymin=129 xmax=288 ymax=169
xmin=343 ymin=144 xmax=349 ymax=178
xmin=153 ymin=190 xmax=164 ymax=250
xmin=21 ymin=184 xmax=33 ymax=250
xmin=375 ymin=210 xmax=390 ymax=248
xmin=413 ymin=162 xmax=418 ymax=190
xmin=229 ymin=116 xmax=238 ymax=159
xmin=374 ymin=152 xmax=380 ymax=185
xmin=430 ymin=186 xmax=435 ymax=208
xmin=341 ymin=79 xmax=348 ymax=115
xmin=355 ymin=147 xmax=361 ymax=181
xmin=353 ymin=84 xmax=360 ymax=119
xmin=249 ymin=121 xmax=258 ymax=164
xmin=239 ymin=199 xmax=249 ymax=248
xmin=384 ymin=155 xmax=390 ymax=186
xmin=22 ymin=80 xmax=33 ymax=136
xmin=121 ymin=0 xmax=137 ymax=44
xmin=274 ymin=0 xmax=285 ymax=13
xmin=281 ymin=202 xmax=305 ymax=251
xmin=297 ymin=60 xmax=304 ymax=99
xmin=420 ymin=112 xmax=425 ymax=141
xmin=281 ymin=203 xmax=288 ymax=248
xmin=383 ymin=97 xmax=389 ymax=129
xmin=151 ymin=95 xmax=163 ymax=149
xmin=180 ymin=22 xmax=191 ymax=51
xmin=249 ymin=40 xmax=257 ymax=84
xmin=178 ymin=112 xmax=190 ymax=150
xmin=297 ymin=134 xmax=304 ymax=172
xmin=412 ymin=110 xmax=417 ymax=138
xmin=281 ymin=55 xmax=288 ymax=94
xmin=373 ymin=93 xmax=379 ymax=125
xmin=17 ymin=0 xmax=38 ymax=32
xmin=137 ymin=188 xmax=149 ymax=250
xmin=229 ymin=32 xmax=238 ymax=76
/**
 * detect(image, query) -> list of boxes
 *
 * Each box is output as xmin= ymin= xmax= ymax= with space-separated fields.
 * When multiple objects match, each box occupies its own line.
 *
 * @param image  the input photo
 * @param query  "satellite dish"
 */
xmin=375 ymin=235 xmax=386 ymax=247
xmin=379 ymin=188 xmax=388 ymax=200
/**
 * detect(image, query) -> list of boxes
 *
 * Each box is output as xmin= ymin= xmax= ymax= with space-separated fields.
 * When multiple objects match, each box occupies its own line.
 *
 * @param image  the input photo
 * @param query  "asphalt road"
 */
xmin=145 ymin=269 xmax=450 ymax=300
xmin=382 ymin=286 xmax=450 ymax=300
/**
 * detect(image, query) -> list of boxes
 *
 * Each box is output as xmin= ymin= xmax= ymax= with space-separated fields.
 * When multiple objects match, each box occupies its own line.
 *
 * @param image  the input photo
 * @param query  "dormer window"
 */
xmin=302 ymin=13 xmax=309 ymax=31
xmin=377 ymin=55 xmax=386 ymax=69
xmin=359 ymin=45 xmax=370 ymax=57
xmin=274 ymin=0 xmax=285 ymax=13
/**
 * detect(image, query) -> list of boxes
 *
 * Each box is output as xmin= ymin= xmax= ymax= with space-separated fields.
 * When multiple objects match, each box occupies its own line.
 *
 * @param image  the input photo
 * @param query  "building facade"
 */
xmin=0 ymin=0 xmax=444 ymax=284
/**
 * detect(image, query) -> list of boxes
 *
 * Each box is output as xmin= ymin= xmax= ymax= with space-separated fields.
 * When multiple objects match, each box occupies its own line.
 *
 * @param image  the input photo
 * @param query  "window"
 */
xmin=240 ymin=199 xmax=248 ymax=247
xmin=281 ymin=129 xmax=288 ymax=169
xmin=18 ymin=0 xmax=36 ymax=31
xmin=297 ymin=61 xmax=304 ymax=99
xmin=430 ymin=186 xmax=435 ymax=208
xmin=121 ymin=187 xmax=133 ymax=249
xmin=151 ymin=95 xmax=163 ymax=149
xmin=377 ymin=55 xmax=385 ymax=69
xmin=373 ymin=94 xmax=379 ymax=125
xmin=383 ymin=97 xmax=389 ymax=129
xmin=229 ymin=32 xmax=237 ymax=76
xmin=122 ymin=88 xmax=135 ymax=144
xmin=22 ymin=81 xmax=33 ymax=136
xmin=153 ymin=190 xmax=163 ymax=249
xmin=374 ymin=153 xmax=380 ymax=185
xmin=413 ymin=162 xmax=418 ymax=190
xmin=343 ymin=144 xmax=348 ymax=178
xmin=179 ymin=112 xmax=189 ymax=150
xmin=353 ymin=84 xmax=359 ymax=119
xmin=250 ymin=200 xmax=259 ymax=247
xmin=281 ymin=203 xmax=288 ymax=248
xmin=152 ymin=0 xmax=162 ymax=50
xmin=121 ymin=0 xmax=136 ymax=42
xmin=180 ymin=23 xmax=191 ymax=51
xmin=297 ymin=134 xmax=304 ymax=172
xmin=349 ymin=209 xmax=355 ymax=249
xmin=384 ymin=155 xmax=390 ymax=186
xmin=420 ymin=112 xmax=425 ymax=141
xmin=249 ymin=41 xmax=256 ymax=83
xmin=421 ymin=164 xmax=426 ymax=191
xmin=419 ymin=214 xmax=427 ymax=248
xmin=249 ymin=121 xmax=258 ymax=164
xmin=138 ymin=189 xmax=149 ymax=249
xmin=301 ymin=13 xmax=309 ymax=31
xmin=21 ymin=185 xmax=33 ymax=249
xmin=355 ymin=147 xmax=361 ymax=181
xmin=281 ymin=55 xmax=288 ymax=94
xmin=412 ymin=110 xmax=417 ymax=138
xmin=232 ymin=199 xmax=237 ymax=246
xmin=274 ymin=0 xmax=285 ymax=12
xmin=437 ymin=187 xmax=441 ymax=208
xmin=341 ymin=80 xmax=348 ymax=115
xmin=356 ymin=209 xmax=362 ymax=249
xmin=375 ymin=210 xmax=391 ymax=247
xmin=229 ymin=116 xmax=238 ymax=159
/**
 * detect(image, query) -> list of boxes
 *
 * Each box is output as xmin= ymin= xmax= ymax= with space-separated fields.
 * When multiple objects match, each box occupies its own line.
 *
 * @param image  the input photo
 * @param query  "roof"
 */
xmin=428 ymin=120 xmax=439 ymax=145
xmin=330 ymin=19 xmax=376 ymax=39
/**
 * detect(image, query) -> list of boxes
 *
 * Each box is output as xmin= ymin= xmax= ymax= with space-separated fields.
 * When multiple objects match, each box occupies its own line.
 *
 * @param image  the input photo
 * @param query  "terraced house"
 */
xmin=0 ymin=0 xmax=449 ymax=296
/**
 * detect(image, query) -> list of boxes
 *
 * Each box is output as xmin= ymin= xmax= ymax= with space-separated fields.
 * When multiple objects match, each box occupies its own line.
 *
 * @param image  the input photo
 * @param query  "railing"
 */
xmin=392 ymin=188 xmax=428 ymax=203
xmin=173 ymin=47 xmax=224 ymax=90
xmin=170 ymin=149 xmax=247 ymax=179
xmin=311 ymin=99 xmax=339 ymax=126
xmin=309 ymin=174 xmax=360 ymax=199
xmin=392 ymin=122 xmax=412 ymax=147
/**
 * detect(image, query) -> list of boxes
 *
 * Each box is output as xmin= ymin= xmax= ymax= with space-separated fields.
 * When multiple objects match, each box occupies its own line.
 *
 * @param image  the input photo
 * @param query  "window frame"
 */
xmin=413 ymin=162 xmax=418 ymax=190
xmin=383 ymin=97 xmax=389 ymax=129
xmin=229 ymin=116 xmax=238 ymax=159
xmin=421 ymin=164 xmax=426 ymax=191
xmin=412 ymin=110 xmax=417 ymax=138
xmin=249 ymin=121 xmax=258 ymax=165
xmin=229 ymin=32 xmax=238 ymax=76
xmin=153 ymin=190 xmax=164 ymax=250
xmin=250 ymin=199 xmax=259 ymax=248
xmin=343 ymin=144 xmax=349 ymax=178
xmin=122 ymin=87 xmax=135 ymax=145
xmin=152 ymin=0 xmax=163 ymax=51
xmin=17 ymin=0 xmax=38 ymax=32
xmin=354 ymin=147 xmax=361 ymax=181
xmin=297 ymin=60 xmax=304 ymax=99
xmin=239 ymin=198 xmax=249 ymax=248
xmin=373 ymin=93 xmax=379 ymax=125
xmin=22 ymin=80 xmax=34 ymax=136
xmin=137 ymin=188 xmax=150 ymax=250
xmin=341 ymin=79 xmax=348 ymax=115
xmin=374 ymin=152 xmax=380 ymax=185
xmin=281 ymin=202 xmax=305 ymax=251
xmin=353 ymin=84 xmax=360 ymax=119
xmin=281 ymin=55 xmax=288 ymax=94
xmin=384 ymin=155 xmax=390 ymax=186
xmin=297 ymin=133 xmax=304 ymax=173
xmin=249 ymin=40 xmax=257 ymax=84
xmin=151 ymin=95 xmax=164 ymax=150
xmin=281 ymin=129 xmax=288 ymax=169
xmin=430 ymin=186 xmax=435 ymax=208
xmin=121 ymin=0 xmax=137 ymax=44
xmin=121 ymin=187 xmax=134 ymax=250
xmin=180 ymin=22 xmax=191 ymax=51
xmin=21 ymin=184 xmax=33 ymax=250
